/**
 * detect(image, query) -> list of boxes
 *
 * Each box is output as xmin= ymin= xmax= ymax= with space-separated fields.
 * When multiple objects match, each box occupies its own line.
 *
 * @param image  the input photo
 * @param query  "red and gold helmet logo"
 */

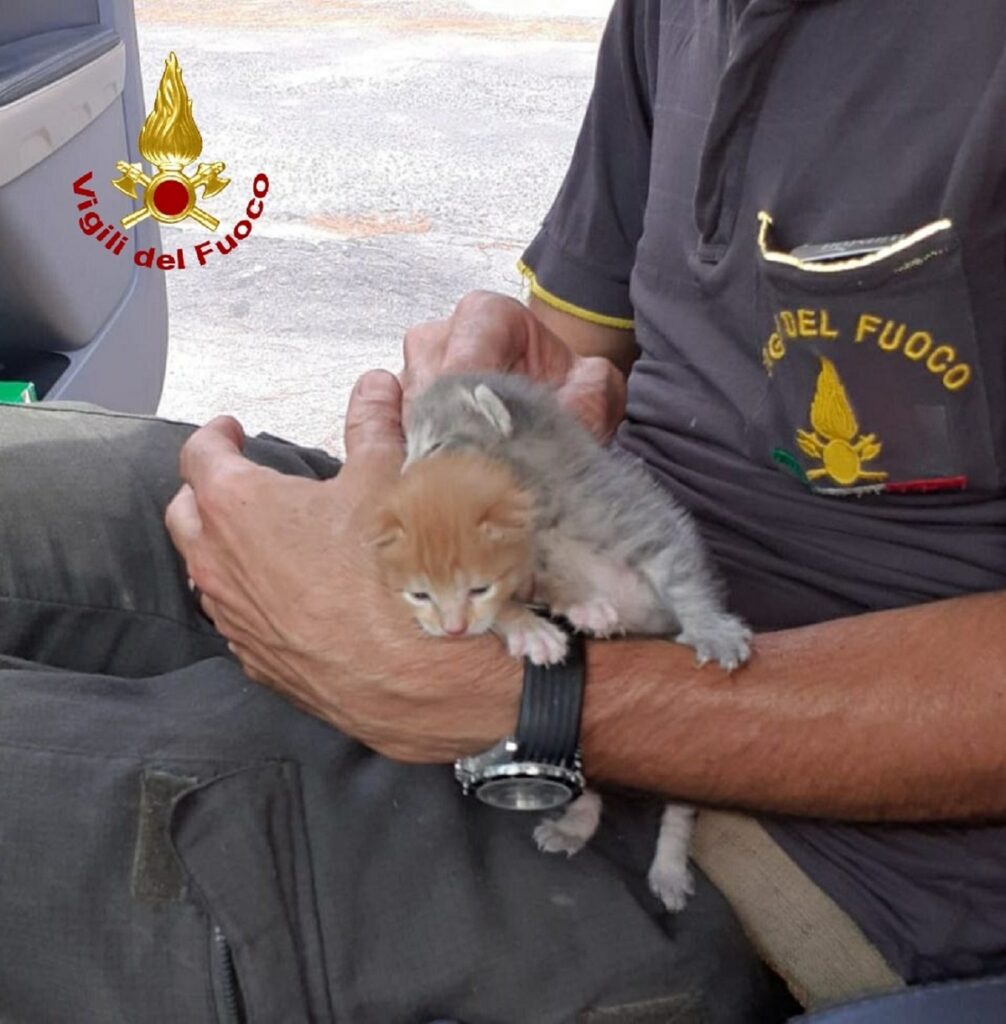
xmin=111 ymin=52 xmax=229 ymax=230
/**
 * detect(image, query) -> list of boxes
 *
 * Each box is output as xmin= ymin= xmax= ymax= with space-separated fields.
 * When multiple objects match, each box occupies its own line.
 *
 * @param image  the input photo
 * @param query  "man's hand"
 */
xmin=165 ymin=370 xmax=520 ymax=762
xmin=400 ymin=290 xmax=627 ymax=442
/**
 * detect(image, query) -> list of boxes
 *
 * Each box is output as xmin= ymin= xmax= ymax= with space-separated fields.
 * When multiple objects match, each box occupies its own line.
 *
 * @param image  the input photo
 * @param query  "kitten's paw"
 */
xmin=534 ymin=817 xmax=591 ymax=857
xmin=676 ymin=614 xmax=752 ymax=672
xmin=534 ymin=818 xmax=589 ymax=857
xmin=648 ymin=860 xmax=695 ymax=913
xmin=562 ymin=598 xmax=622 ymax=638
xmin=533 ymin=791 xmax=602 ymax=857
xmin=505 ymin=615 xmax=569 ymax=666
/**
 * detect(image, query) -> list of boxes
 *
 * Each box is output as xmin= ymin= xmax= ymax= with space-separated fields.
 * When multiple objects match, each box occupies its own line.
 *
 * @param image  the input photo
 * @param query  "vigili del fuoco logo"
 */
xmin=71 ymin=52 xmax=269 ymax=270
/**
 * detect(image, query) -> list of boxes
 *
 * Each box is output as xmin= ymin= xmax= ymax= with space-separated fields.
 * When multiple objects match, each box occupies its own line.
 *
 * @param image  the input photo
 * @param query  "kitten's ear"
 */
xmin=470 ymin=384 xmax=513 ymax=437
xmin=479 ymin=490 xmax=532 ymax=541
xmin=366 ymin=507 xmax=404 ymax=550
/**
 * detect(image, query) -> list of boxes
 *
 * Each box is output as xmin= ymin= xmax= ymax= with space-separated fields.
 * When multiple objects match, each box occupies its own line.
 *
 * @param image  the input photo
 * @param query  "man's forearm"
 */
xmin=580 ymin=590 xmax=1006 ymax=821
xmin=528 ymin=295 xmax=639 ymax=374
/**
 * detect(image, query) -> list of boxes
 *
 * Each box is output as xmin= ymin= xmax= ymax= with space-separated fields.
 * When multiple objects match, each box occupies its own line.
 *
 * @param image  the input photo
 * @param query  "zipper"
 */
xmin=211 ymin=924 xmax=246 ymax=1024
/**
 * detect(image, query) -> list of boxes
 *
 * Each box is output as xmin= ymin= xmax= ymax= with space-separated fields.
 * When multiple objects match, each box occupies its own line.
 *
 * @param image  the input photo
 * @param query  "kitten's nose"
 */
xmin=444 ymin=623 xmax=467 ymax=637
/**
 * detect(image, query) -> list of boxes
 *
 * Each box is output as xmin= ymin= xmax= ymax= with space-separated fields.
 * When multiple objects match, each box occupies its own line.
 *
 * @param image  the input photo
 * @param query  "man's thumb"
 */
xmin=343 ymin=370 xmax=406 ymax=467
xmin=556 ymin=356 xmax=626 ymax=443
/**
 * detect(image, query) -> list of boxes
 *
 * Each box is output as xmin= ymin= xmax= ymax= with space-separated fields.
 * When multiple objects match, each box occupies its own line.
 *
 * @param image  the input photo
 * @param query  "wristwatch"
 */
xmin=454 ymin=615 xmax=586 ymax=811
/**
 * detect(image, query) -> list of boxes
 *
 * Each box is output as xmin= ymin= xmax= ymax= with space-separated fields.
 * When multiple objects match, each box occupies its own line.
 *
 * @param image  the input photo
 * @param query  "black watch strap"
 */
xmin=515 ymin=615 xmax=585 ymax=766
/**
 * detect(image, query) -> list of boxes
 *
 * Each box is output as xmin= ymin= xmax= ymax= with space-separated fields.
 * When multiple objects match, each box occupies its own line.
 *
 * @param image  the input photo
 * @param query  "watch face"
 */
xmin=475 ymin=777 xmax=574 ymax=812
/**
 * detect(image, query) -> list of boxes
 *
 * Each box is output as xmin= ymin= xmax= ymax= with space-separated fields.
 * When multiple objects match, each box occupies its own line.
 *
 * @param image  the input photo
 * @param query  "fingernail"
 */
xmin=358 ymin=370 xmax=399 ymax=400
xmin=355 ymin=372 xmax=376 ymax=397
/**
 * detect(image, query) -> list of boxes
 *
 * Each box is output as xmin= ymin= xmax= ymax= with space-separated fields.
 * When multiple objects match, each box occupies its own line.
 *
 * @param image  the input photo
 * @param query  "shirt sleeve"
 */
xmin=519 ymin=0 xmax=659 ymax=329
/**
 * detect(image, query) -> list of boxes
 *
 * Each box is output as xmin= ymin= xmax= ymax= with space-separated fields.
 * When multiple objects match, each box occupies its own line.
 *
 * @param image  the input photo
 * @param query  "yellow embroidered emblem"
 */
xmin=795 ymin=357 xmax=888 ymax=486
xmin=111 ymin=52 xmax=229 ymax=231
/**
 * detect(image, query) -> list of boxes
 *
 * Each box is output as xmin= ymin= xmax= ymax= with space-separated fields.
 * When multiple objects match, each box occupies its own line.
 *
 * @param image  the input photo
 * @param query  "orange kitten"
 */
xmin=371 ymin=450 xmax=569 ymax=663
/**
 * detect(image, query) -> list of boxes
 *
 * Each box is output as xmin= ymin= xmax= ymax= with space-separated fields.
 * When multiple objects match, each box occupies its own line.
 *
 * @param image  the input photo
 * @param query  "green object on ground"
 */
xmin=0 ymin=381 xmax=38 ymax=404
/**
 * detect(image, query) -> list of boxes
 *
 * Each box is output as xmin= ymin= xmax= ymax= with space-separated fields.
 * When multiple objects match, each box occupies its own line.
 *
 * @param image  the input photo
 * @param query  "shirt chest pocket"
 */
xmin=751 ymin=213 xmax=1002 ymax=495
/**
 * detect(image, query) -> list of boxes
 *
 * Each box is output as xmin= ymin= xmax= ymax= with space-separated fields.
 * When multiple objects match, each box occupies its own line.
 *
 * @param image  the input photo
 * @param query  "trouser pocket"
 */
xmin=0 ymin=748 xmax=224 ymax=1023
xmin=0 ymin=747 xmax=329 ymax=1024
xmin=170 ymin=761 xmax=333 ymax=1024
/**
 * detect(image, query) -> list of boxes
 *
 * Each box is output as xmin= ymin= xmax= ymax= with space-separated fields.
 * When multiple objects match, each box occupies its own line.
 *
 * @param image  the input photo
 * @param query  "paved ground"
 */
xmin=135 ymin=0 xmax=607 ymax=452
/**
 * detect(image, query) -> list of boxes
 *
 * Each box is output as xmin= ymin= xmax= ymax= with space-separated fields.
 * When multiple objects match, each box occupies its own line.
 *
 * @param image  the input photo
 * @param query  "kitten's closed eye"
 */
xmin=404 ymin=591 xmax=431 ymax=605
xmin=469 ymin=584 xmax=494 ymax=598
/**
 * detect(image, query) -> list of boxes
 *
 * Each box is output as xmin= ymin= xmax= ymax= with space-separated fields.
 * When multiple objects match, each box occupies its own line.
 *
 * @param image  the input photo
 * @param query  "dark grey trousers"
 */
xmin=0 ymin=403 xmax=796 ymax=1024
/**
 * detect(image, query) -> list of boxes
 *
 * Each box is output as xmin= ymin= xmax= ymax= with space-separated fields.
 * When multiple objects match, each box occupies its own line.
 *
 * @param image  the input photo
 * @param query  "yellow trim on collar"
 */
xmin=517 ymin=259 xmax=635 ymax=329
xmin=757 ymin=211 xmax=953 ymax=274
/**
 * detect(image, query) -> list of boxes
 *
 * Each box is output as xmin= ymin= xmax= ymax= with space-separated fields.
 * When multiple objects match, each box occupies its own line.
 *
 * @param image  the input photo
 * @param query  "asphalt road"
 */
xmin=136 ymin=0 xmax=608 ymax=451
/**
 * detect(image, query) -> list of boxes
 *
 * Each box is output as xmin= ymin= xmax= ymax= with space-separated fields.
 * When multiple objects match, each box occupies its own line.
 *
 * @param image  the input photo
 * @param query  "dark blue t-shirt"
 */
xmin=521 ymin=0 xmax=1006 ymax=985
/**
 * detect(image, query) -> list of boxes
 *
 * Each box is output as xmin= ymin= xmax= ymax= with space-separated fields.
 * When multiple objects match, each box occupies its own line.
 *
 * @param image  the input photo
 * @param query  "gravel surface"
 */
xmin=136 ymin=0 xmax=607 ymax=451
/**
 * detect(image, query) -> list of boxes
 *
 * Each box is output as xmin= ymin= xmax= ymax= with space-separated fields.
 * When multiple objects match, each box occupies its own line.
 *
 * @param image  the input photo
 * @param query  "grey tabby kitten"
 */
xmin=404 ymin=372 xmax=751 ymax=911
